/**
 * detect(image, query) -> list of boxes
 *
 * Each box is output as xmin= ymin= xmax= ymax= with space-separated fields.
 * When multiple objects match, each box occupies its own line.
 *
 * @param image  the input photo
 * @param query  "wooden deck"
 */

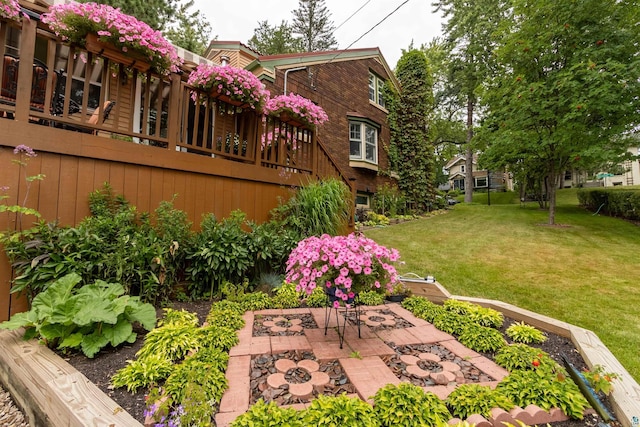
xmin=0 ymin=283 xmax=638 ymax=427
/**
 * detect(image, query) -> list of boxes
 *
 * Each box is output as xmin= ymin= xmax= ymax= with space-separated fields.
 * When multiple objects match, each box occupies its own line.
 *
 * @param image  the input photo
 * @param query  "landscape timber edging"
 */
xmin=403 ymin=278 xmax=640 ymax=427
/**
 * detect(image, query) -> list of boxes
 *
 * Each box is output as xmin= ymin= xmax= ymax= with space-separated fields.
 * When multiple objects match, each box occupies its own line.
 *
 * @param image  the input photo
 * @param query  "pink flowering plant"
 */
xmin=42 ymin=2 xmax=182 ymax=75
xmin=0 ymin=0 xmax=21 ymax=20
xmin=265 ymin=93 xmax=329 ymax=128
xmin=187 ymin=64 xmax=268 ymax=111
xmin=285 ymin=233 xmax=400 ymax=308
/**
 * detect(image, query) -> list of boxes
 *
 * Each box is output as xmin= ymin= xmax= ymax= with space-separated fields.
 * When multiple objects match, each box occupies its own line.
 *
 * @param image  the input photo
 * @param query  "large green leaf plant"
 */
xmin=0 ymin=272 xmax=156 ymax=357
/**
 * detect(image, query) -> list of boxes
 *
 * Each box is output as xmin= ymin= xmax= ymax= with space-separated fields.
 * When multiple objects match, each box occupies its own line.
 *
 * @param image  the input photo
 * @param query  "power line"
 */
xmin=334 ymin=0 xmax=372 ymax=32
xmin=328 ymin=0 xmax=412 ymax=65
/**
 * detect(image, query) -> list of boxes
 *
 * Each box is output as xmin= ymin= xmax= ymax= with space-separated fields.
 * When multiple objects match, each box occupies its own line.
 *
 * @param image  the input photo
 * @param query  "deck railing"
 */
xmin=0 ymin=15 xmax=353 ymax=188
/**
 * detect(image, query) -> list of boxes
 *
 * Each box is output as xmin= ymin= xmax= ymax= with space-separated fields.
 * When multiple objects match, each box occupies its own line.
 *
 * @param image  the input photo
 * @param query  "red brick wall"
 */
xmin=264 ymin=58 xmax=397 ymax=197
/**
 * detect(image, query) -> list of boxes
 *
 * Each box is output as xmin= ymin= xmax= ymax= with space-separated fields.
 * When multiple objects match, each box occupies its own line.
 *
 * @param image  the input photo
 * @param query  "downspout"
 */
xmin=283 ymin=66 xmax=307 ymax=94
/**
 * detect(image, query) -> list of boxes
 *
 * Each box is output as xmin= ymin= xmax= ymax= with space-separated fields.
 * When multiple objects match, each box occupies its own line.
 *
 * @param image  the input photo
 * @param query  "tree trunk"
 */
xmin=464 ymin=96 xmax=474 ymax=203
xmin=547 ymin=172 xmax=558 ymax=225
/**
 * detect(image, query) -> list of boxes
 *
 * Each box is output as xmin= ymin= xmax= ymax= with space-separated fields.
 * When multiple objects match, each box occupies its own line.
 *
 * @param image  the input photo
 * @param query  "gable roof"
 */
xmin=247 ymin=47 xmax=400 ymax=92
xmin=444 ymin=154 xmax=478 ymax=170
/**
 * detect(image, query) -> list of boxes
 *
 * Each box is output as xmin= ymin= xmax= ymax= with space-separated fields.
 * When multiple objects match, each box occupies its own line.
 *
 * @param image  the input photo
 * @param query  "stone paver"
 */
xmin=339 ymin=356 xmax=400 ymax=403
xmin=270 ymin=335 xmax=312 ymax=353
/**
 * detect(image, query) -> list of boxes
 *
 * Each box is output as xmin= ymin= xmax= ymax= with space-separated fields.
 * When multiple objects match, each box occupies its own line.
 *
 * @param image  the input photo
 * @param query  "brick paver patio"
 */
xmin=215 ymin=303 xmax=565 ymax=427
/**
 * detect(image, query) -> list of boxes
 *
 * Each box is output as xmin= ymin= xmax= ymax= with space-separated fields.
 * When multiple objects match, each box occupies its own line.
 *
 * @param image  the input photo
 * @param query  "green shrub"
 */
xmin=497 ymin=369 xmax=589 ymax=419
xmin=373 ymin=383 xmax=451 ymax=426
xmin=495 ymin=344 xmax=558 ymax=374
xmin=446 ymin=384 xmax=513 ymax=419
xmin=304 ymin=285 xmax=329 ymax=307
xmin=111 ymin=354 xmax=173 ymax=392
xmin=270 ymin=281 xmax=301 ymax=309
xmin=402 ymin=296 xmax=445 ymax=322
xmin=372 ymin=183 xmax=406 ymax=217
xmin=577 ymin=188 xmax=640 ymax=220
xmin=136 ymin=312 xmax=200 ymax=362
xmin=303 ymin=394 xmax=379 ymax=426
xmin=206 ymin=307 xmax=245 ymax=331
xmin=356 ymin=290 xmax=385 ymax=306
xmin=443 ymin=299 xmax=503 ymax=328
xmin=164 ymin=358 xmax=228 ymax=409
xmin=457 ymin=323 xmax=506 ymax=353
xmin=231 ymin=400 xmax=303 ymax=427
xmin=0 ymin=273 xmax=156 ymax=358
xmin=236 ymin=292 xmax=272 ymax=311
xmin=159 ymin=308 xmax=200 ymax=328
xmin=432 ymin=311 xmax=474 ymax=336
xmin=506 ymin=321 xmax=547 ymax=344
xmin=186 ymin=210 xmax=254 ymax=298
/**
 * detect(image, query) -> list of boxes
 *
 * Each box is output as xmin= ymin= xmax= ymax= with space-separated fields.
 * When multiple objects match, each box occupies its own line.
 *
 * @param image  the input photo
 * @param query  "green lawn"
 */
xmin=365 ymin=189 xmax=640 ymax=381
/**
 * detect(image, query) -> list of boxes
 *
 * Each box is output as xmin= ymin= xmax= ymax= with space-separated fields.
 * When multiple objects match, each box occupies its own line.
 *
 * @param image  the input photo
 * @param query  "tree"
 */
xmin=82 ymin=0 xmax=176 ymax=31
xmin=164 ymin=0 xmax=212 ymax=55
xmin=85 ymin=0 xmax=213 ymax=54
xmin=291 ymin=0 xmax=337 ymax=52
xmin=248 ymin=20 xmax=302 ymax=55
xmin=480 ymin=0 xmax=640 ymax=224
xmin=385 ymin=50 xmax=436 ymax=212
xmin=433 ymin=0 xmax=505 ymax=202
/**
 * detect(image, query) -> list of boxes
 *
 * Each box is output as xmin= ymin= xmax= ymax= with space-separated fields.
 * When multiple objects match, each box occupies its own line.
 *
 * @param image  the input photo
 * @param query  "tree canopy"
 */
xmin=291 ymin=0 xmax=338 ymax=52
xmin=83 ymin=0 xmax=212 ymax=55
xmin=480 ymin=0 xmax=640 ymax=224
xmin=248 ymin=20 xmax=302 ymax=55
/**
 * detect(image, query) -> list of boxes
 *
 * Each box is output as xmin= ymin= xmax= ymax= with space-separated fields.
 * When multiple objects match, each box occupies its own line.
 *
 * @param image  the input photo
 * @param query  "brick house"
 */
xmin=206 ymin=42 xmax=400 ymax=209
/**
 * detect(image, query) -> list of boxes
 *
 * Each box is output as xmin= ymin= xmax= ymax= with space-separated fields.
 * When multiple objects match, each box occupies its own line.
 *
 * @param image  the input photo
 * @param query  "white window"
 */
xmin=475 ymin=177 xmax=487 ymax=187
xmin=355 ymin=193 xmax=370 ymax=208
xmin=368 ymin=72 xmax=385 ymax=108
xmin=350 ymin=121 xmax=378 ymax=164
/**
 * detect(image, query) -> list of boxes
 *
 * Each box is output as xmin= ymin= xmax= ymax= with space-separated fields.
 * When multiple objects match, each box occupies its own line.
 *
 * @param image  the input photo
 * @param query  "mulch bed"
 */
xmin=61 ymin=301 xmax=622 ymax=426
xmin=383 ymin=343 xmax=496 ymax=386
xmin=253 ymin=313 xmax=318 ymax=336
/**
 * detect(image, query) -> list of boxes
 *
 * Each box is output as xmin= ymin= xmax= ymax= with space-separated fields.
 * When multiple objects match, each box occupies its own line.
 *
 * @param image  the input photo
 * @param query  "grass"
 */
xmin=365 ymin=189 xmax=640 ymax=381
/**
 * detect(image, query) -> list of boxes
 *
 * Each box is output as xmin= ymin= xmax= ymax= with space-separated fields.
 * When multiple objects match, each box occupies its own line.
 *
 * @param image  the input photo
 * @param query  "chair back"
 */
xmin=1 ymin=54 xmax=19 ymax=101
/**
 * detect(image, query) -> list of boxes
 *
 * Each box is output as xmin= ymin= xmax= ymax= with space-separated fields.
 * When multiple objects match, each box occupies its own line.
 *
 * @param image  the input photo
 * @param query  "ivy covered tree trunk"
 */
xmin=384 ymin=50 xmax=436 ymax=212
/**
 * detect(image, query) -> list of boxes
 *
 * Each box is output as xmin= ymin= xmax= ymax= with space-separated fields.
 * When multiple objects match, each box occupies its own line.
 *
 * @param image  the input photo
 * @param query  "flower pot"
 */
xmin=386 ymin=294 xmax=408 ymax=303
xmin=84 ymin=33 xmax=151 ymax=73
xmin=212 ymin=92 xmax=250 ymax=109
xmin=279 ymin=111 xmax=307 ymax=129
xmin=325 ymin=287 xmax=356 ymax=305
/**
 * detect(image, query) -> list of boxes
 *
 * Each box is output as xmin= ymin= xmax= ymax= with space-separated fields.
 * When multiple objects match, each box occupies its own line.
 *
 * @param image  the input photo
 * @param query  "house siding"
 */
xmin=262 ymin=58 xmax=396 ymax=197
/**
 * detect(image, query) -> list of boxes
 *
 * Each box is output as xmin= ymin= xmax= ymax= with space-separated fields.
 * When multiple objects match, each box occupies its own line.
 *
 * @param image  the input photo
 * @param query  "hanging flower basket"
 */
xmin=265 ymin=93 xmax=329 ymax=130
xmin=84 ymin=33 xmax=150 ymax=73
xmin=0 ymin=0 xmax=21 ymax=21
xmin=186 ymin=63 xmax=268 ymax=111
xmin=41 ymin=2 xmax=182 ymax=75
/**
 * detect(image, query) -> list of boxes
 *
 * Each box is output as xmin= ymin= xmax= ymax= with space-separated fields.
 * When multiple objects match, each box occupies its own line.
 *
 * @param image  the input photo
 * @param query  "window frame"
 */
xmin=349 ymin=119 xmax=379 ymax=165
xmin=368 ymin=71 xmax=385 ymax=109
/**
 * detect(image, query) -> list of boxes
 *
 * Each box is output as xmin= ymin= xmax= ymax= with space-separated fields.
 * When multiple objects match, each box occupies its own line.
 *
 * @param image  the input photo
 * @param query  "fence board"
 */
xmin=38 ymin=154 xmax=61 ymax=222
xmin=57 ymin=157 xmax=79 ymax=225
xmin=122 ymin=164 xmax=139 ymax=205
xmin=75 ymin=158 xmax=95 ymax=222
xmin=136 ymin=166 xmax=152 ymax=215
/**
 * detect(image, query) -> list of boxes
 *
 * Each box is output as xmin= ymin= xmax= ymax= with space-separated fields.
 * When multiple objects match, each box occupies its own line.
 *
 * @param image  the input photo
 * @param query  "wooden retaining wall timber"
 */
xmin=0 ymin=119 xmax=305 ymax=322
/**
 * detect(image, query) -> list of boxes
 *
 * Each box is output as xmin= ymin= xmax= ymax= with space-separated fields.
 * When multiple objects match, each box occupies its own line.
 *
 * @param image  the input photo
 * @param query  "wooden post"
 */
xmin=166 ymin=73 xmax=181 ymax=152
xmin=15 ymin=18 xmax=36 ymax=122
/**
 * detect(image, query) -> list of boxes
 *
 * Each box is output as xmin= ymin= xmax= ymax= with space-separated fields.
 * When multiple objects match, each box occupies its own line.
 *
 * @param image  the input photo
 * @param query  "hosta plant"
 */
xmin=373 ymin=383 xmax=451 ymax=427
xmin=111 ymin=354 xmax=173 ymax=392
xmin=443 ymin=299 xmax=503 ymax=328
xmin=506 ymin=321 xmax=547 ymax=344
xmin=495 ymin=344 xmax=557 ymax=373
xmin=356 ymin=289 xmax=385 ymax=306
xmin=0 ymin=273 xmax=156 ymax=358
xmin=302 ymin=394 xmax=379 ymax=426
xmin=230 ymin=399 xmax=303 ymax=427
xmin=582 ymin=364 xmax=620 ymax=395
xmin=457 ymin=323 xmax=506 ymax=353
xmin=445 ymin=384 xmax=513 ymax=419
xmin=402 ymin=296 xmax=445 ymax=322
xmin=497 ymin=369 xmax=589 ymax=419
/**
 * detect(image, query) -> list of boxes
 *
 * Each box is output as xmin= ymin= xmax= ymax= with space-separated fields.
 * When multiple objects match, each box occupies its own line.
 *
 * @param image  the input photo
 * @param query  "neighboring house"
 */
xmin=560 ymin=147 xmax=640 ymax=188
xmin=206 ymin=42 xmax=400 ymax=209
xmin=443 ymin=154 xmax=512 ymax=193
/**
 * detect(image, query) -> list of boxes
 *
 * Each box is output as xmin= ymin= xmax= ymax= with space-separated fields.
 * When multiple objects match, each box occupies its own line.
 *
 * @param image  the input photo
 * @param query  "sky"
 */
xmin=190 ymin=0 xmax=445 ymax=68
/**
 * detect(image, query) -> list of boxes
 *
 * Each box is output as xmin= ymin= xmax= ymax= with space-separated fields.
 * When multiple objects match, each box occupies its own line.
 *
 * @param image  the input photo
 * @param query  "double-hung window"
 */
xmin=368 ymin=72 xmax=385 ymax=108
xmin=350 ymin=120 xmax=378 ymax=164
